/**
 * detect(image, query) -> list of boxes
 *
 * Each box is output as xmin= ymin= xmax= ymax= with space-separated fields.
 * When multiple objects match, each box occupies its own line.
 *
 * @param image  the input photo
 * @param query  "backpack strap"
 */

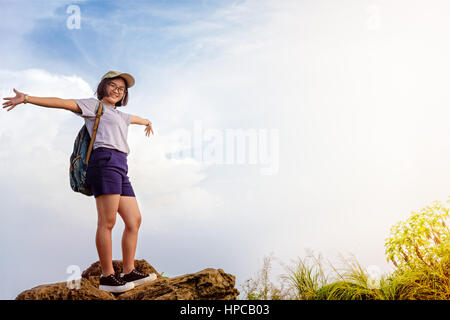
xmin=85 ymin=101 xmax=104 ymax=164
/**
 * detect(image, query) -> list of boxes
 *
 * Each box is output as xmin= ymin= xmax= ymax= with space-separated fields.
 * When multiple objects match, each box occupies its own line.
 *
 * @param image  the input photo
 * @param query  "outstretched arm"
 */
xmin=131 ymin=114 xmax=154 ymax=137
xmin=2 ymin=88 xmax=81 ymax=113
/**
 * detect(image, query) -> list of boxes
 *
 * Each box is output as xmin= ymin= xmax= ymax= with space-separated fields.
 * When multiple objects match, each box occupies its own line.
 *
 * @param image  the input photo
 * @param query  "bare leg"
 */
xmin=118 ymin=196 xmax=142 ymax=274
xmin=95 ymin=194 xmax=121 ymax=276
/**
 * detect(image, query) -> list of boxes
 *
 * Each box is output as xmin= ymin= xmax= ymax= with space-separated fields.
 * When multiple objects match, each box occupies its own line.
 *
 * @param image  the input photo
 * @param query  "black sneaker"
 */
xmin=119 ymin=269 xmax=157 ymax=287
xmin=99 ymin=273 xmax=135 ymax=293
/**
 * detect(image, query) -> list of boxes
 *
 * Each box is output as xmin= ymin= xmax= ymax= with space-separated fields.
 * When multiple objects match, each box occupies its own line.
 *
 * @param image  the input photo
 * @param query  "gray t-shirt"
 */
xmin=73 ymin=97 xmax=133 ymax=155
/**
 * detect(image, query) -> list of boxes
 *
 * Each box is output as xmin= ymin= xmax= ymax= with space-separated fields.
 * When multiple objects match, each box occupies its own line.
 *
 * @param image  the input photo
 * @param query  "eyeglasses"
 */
xmin=108 ymin=82 xmax=126 ymax=94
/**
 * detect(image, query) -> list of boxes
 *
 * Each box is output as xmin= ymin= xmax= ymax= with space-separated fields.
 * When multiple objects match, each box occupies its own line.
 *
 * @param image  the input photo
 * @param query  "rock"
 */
xmin=15 ymin=259 xmax=239 ymax=300
xmin=15 ymin=278 xmax=116 ymax=300
xmin=118 ymin=268 xmax=239 ymax=300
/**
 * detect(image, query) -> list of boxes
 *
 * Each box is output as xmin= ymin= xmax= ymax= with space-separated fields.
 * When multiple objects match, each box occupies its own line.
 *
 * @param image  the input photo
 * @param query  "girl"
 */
xmin=3 ymin=70 xmax=156 ymax=293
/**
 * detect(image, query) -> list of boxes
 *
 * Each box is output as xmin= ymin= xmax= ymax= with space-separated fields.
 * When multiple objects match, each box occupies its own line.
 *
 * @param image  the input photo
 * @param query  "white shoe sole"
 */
xmin=99 ymin=282 xmax=135 ymax=293
xmin=121 ymin=272 xmax=157 ymax=287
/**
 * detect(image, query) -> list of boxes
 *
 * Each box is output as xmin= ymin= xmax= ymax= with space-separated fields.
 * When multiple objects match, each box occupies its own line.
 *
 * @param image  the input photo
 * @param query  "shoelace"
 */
xmin=114 ymin=276 xmax=125 ymax=285
xmin=104 ymin=274 xmax=125 ymax=285
xmin=132 ymin=270 xmax=147 ymax=277
xmin=123 ymin=269 xmax=147 ymax=277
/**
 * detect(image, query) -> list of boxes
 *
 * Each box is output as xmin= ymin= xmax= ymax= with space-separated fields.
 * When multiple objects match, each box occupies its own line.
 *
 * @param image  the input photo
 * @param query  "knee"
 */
xmin=126 ymin=214 xmax=141 ymax=233
xmin=98 ymin=217 xmax=116 ymax=230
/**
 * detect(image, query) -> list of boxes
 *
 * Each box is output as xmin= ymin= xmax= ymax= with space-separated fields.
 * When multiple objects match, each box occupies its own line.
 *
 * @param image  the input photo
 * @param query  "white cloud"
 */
xmin=0 ymin=68 xmax=224 ymax=227
xmin=126 ymin=0 xmax=450 ymax=276
xmin=127 ymin=128 xmax=224 ymax=228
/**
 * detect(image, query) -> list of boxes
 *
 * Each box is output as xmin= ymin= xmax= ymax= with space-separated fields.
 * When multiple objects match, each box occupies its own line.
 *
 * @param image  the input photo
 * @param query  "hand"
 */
xmin=2 ymin=88 xmax=25 ymax=111
xmin=144 ymin=123 xmax=154 ymax=137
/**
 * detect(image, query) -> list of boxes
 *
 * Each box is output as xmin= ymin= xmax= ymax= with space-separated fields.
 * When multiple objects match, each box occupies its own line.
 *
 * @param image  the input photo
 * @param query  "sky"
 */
xmin=1 ymin=0 xmax=450 ymax=300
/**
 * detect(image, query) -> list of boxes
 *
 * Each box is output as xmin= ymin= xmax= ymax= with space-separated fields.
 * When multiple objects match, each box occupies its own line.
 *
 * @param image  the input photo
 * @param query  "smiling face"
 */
xmin=104 ymin=77 xmax=127 ymax=105
xmin=96 ymin=75 xmax=130 ymax=107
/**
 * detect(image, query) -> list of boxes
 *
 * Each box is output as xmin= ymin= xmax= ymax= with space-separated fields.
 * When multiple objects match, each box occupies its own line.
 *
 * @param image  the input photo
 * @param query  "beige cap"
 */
xmin=101 ymin=70 xmax=135 ymax=88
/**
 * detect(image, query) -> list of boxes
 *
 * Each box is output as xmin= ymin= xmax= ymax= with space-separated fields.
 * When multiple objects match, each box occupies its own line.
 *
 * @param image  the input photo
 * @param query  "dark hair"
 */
xmin=95 ymin=76 xmax=129 ymax=107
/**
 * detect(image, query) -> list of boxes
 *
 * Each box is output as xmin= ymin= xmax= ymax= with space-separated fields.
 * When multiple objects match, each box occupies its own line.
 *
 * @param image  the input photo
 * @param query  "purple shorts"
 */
xmin=86 ymin=147 xmax=136 ymax=198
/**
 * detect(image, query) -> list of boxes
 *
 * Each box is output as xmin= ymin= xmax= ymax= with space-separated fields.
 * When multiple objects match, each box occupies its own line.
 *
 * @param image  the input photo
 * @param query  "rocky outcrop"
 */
xmin=15 ymin=259 xmax=239 ymax=300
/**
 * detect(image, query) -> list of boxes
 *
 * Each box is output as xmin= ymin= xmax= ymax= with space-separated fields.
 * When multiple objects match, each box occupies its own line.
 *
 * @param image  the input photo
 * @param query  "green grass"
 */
xmin=239 ymin=253 xmax=450 ymax=300
xmin=239 ymin=199 xmax=449 ymax=300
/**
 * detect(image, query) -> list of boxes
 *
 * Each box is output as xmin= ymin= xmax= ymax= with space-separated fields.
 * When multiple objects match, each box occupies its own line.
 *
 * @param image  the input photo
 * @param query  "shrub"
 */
xmin=384 ymin=198 xmax=449 ymax=271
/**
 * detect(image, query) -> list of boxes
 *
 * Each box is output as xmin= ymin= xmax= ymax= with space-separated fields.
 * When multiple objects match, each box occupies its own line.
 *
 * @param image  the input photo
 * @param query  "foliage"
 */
xmin=384 ymin=198 xmax=450 ymax=271
xmin=243 ymin=251 xmax=449 ymax=300
xmin=283 ymin=254 xmax=327 ymax=300
xmin=239 ymin=254 xmax=293 ymax=300
xmin=317 ymin=254 xmax=386 ymax=300
xmin=241 ymin=198 xmax=450 ymax=300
